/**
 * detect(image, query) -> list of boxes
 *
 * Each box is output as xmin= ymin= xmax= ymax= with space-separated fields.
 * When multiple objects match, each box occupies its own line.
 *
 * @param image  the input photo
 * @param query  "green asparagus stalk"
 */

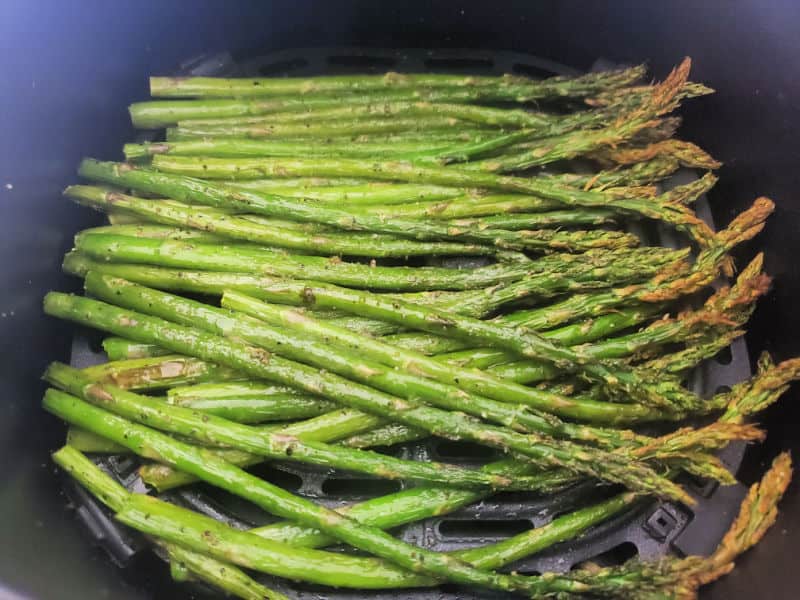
xmin=138 ymin=407 xmax=400 ymax=485
xmin=47 ymin=363 xmax=540 ymax=492
xmin=167 ymin=381 xmax=335 ymax=423
xmin=128 ymin=279 xmax=653 ymax=449
xmin=226 ymin=181 xmax=465 ymax=205
xmin=445 ymin=209 xmax=617 ymax=230
xmin=66 ymin=239 xmax=680 ymax=320
xmin=124 ymin=138 xmax=460 ymax=161
xmin=428 ymin=303 xmax=664 ymax=366
xmin=149 ymin=64 xmax=646 ymax=99
xmin=169 ymin=116 xmax=482 ymax=140
xmin=123 ymin=258 xmax=696 ymax=411
xmin=550 ymin=157 xmax=681 ymax=190
xmin=83 ymin=224 xmax=228 ymax=243
xmin=346 ymin=193 xmax=562 ymax=218
xmin=103 ymin=336 xmax=171 ymax=360
xmin=141 ymin=354 xmax=800 ymax=533
xmin=109 ymin=276 xmax=748 ymax=488
xmin=66 ymin=238 xmax=685 ymax=343
xmin=340 ymin=423 xmax=429 ymax=449
xmin=221 ymin=176 xmax=366 ymax=188
xmin=74 ymin=232 xmax=530 ymax=291
xmin=68 ymin=187 xmax=637 ymax=257
xmin=164 ymin=543 xmax=290 ymax=600
xmin=67 ymin=426 xmax=128 ymax=453
xmin=65 ymin=242 xmax=687 ymax=329
xmin=449 ymin=110 xmax=672 ymax=171
xmin=67 ymin=188 xmax=500 ymax=259
xmin=173 ymin=103 xmax=544 ymax=129
xmin=79 ymin=159 xmax=713 ymax=250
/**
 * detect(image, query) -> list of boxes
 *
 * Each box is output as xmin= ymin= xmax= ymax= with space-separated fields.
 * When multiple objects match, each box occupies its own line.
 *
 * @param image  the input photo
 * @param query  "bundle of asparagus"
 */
xmin=43 ymin=58 xmax=797 ymax=599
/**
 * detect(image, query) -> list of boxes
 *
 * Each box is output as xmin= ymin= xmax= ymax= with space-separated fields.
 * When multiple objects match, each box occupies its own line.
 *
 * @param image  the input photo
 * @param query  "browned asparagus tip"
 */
xmin=692 ymin=451 xmax=792 ymax=588
xmin=717 ymin=197 xmax=775 ymax=249
xmin=650 ymin=57 xmax=692 ymax=115
xmin=704 ymin=252 xmax=771 ymax=316
xmin=597 ymin=139 xmax=721 ymax=170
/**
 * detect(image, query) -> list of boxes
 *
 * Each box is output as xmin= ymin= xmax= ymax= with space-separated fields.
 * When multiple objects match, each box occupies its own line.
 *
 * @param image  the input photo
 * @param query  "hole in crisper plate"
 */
xmin=438 ymin=519 xmax=532 ymax=538
xmin=321 ymin=478 xmax=402 ymax=497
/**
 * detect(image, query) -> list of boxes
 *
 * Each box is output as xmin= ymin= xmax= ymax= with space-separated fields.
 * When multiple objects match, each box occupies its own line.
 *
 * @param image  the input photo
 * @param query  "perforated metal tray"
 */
xmin=64 ymin=47 xmax=751 ymax=599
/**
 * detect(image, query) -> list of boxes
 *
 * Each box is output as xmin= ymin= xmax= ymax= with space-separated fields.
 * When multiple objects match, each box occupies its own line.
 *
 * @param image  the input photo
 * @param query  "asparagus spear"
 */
xmin=68 ymin=187 xmax=500 ymax=259
xmin=227 ymin=181 xmax=465 ymax=204
xmin=341 ymin=194 xmax=567 ymax=219
xmin=68 ymin=187 xmax=637 ymax=257
xmin=149 ymin=64 xmax=646 ymax=99
xmin=340 ymin=423 xmax=429 ymax=449
xmin=455 ymin=84 xmax=709 ymax=173
xmin=164 ymin=543 xmax=290 ymax=600
xmin=48 ymin=363 xmax=541 ymax=492
xmin=114 ymin=303 xmax=660 ymax=420
xmin=445 ymin=209 xmax=618 ymax=230
xmin=449 ymin=104 xmax=677 ymax=172
xmin=173 ymin=103 xmax=545 ymax=129
xmin=84 ymin=224 xmax=228 ymax=243
xmin=167 ymin=381 xmax=335 ymax=423
xmin=170 ymin=116 xmax=483 ymax=140
xmin=67 ymin=426 xmax=128 ymax=453
xmin=144 ymin=352 xmax=800 ymax=506
xmin=458 ymin=197 xmax=773 ymax=333
xmin=593 ymin=138 xmax=722 ymax=170
xmin=219 ymin=290 xmax=653 ymax=443
xmin=124 ymin=138 xmax=460 ymax=161
xmin=79 ymin=159 xmax=713 ymax=250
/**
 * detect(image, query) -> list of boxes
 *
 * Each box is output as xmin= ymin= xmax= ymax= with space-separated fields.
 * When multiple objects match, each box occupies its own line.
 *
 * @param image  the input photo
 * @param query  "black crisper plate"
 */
xmin=65 ymin=47 xmax=751 ymax=599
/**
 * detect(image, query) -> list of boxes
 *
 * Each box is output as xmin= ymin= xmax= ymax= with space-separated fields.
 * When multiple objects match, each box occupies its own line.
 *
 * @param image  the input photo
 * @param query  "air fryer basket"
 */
xmin=60 ymin=47 xmax=755 ymax=600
